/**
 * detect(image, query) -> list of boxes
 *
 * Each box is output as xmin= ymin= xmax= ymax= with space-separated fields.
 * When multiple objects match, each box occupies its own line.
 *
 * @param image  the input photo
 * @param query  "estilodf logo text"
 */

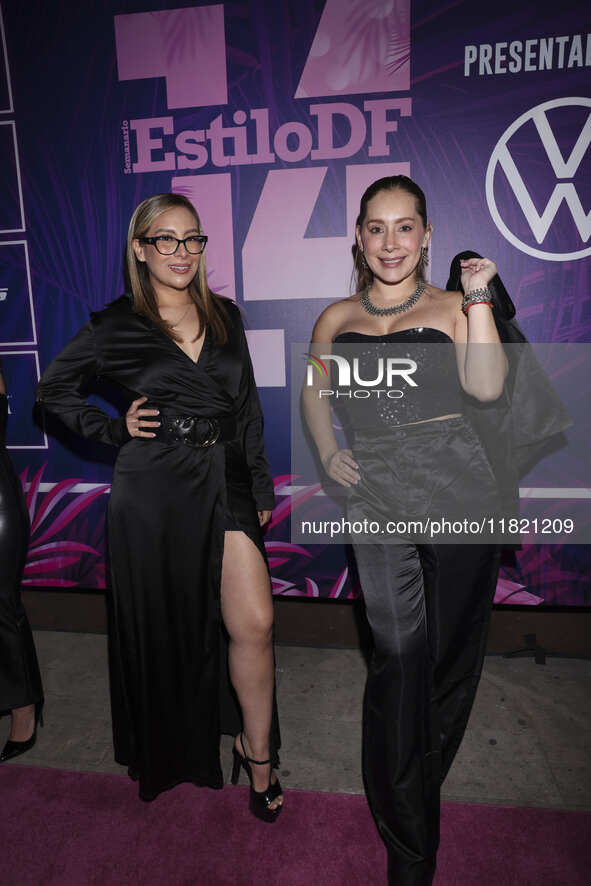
xmin=304 ymin=353 xmax=418 ymax=400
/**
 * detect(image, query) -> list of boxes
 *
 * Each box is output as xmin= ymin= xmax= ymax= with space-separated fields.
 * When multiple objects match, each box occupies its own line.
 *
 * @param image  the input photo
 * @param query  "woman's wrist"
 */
xmin=464 ymin=301 xmax=493 ymax=314
xmin=321 ymin=449 xmax=339 ymax=470
xmin=462 ymin=287 xmax=493 ymax=316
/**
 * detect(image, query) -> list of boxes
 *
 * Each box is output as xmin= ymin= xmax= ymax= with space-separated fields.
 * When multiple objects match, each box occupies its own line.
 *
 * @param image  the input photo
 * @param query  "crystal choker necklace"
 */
xmin=361 ymin=280 xmax=426 ymax=316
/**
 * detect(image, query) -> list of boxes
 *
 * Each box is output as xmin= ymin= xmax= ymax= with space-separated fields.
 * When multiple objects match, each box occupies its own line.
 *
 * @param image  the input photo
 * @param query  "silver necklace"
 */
xmin=361 ymin=280 xmax=426 ymax=316
xmin=165 ymin=302 xmax=194 ymax=328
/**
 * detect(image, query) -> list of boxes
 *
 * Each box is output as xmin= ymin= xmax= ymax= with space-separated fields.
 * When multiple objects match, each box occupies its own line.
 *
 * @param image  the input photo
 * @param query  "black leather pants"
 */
xmin=355 ymin=541 xmax=500 ymax=885
xmin=0 ymin=450 xmax=43 ymax=711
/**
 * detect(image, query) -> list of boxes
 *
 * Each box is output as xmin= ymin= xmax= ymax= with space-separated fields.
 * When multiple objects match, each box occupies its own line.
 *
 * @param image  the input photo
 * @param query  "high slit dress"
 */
xmin=37 ymin=295 xmax=277 ymax=801
xmin=333 ymin=328 xmax=502 ymax=886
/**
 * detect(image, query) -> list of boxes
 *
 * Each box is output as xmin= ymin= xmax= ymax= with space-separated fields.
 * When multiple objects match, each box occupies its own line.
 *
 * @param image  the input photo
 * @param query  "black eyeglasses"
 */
xmin=139 ymin=234 xmax=208 ymax=255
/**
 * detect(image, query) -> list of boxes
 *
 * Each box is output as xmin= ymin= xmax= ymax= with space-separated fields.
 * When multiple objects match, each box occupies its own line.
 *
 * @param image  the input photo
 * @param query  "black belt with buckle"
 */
xmin=154 ymin=412 xmax=237 ymax=448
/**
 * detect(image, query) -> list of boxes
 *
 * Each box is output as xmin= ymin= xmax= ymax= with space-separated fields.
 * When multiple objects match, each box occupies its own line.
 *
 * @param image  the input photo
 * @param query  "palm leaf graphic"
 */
xmin=31 ymin=487 xmax=110 ymax=547
xmin=19 ymin=467 xmax=355 ymax=598
xmin=31 ymin=477 xmax=83 ymax=534
xmin=263 ymin=475 xmax=354 ymax=599
xmin=329 ymin=568 xmax=349 ymax=599
xmin=20 ymin=464 xmax=106 ymax=587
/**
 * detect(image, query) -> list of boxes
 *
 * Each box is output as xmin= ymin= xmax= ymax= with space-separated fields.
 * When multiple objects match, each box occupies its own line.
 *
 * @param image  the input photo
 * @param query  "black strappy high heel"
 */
xmin=231 ymin=732 xmax=283 ymax=823
xmin=0 ymin=699 xmax=44 ymax=763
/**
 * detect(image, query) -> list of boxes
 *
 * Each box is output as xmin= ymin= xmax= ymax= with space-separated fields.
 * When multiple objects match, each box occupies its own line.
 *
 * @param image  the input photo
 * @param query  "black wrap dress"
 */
xmin=36 ymin=294 xmax=276 ymax=800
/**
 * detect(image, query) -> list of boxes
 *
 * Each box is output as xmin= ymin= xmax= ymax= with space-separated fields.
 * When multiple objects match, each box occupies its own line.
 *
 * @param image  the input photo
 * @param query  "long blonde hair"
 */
xmin=125 ymin=193 xmax=229 ymax=344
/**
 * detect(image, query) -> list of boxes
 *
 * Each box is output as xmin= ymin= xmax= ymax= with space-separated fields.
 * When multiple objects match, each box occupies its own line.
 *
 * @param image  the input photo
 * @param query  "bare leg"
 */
xmin=221 ymin=531 xmax=282 ymax=809
xmin=9 ymin=703 xmax=35 ymax=741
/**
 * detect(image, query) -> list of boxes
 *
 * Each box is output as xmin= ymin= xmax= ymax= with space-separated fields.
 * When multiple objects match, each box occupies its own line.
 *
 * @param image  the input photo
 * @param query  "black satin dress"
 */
xmin=0 ymin=384 xmax=44 ymax=714
xmin=37 ymin=295 xmax=276 ymax=801
xmin=333 ymin=329 xmax=501 ymax=886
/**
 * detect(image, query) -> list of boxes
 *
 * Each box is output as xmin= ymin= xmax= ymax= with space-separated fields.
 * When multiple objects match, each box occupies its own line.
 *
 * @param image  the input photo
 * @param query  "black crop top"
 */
xmin=331 ymin=327 xmax=464 ymax=428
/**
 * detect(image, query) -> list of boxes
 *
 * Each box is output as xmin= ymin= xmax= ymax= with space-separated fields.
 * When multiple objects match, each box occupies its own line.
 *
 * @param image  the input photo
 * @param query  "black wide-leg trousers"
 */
xmin=354 ymin=541 xmax=500 ymax=885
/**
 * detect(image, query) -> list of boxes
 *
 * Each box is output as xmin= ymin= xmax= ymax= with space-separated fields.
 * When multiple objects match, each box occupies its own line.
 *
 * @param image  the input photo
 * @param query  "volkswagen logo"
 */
xmin=486 ymin=97 xmax=591 ymax=261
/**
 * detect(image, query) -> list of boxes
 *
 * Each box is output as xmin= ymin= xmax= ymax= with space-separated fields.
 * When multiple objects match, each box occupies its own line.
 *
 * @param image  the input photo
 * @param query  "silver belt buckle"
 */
xmin=197 ymin=418 xmax=220 ymax=447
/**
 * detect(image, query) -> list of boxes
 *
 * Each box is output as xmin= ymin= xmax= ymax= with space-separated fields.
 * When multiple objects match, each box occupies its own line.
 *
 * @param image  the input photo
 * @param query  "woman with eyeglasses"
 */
xmin=37 ymin=193 xmax=282 ymax=815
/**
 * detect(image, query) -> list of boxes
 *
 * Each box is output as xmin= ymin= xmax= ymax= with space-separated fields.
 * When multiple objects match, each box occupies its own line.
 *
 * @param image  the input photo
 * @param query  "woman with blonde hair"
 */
xmin=303 ymin=175 xmax=508 ymax=883
xmin=37 ymin=193 xmax=282 ymax=815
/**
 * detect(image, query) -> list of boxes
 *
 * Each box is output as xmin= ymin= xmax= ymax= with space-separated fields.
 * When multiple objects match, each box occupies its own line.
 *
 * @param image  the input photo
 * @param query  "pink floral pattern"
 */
xmin=18 ymin=467 xmax=582 ymax=604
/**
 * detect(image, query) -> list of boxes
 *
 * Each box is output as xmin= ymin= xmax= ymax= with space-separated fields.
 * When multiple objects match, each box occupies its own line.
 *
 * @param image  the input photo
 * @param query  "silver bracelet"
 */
xmin=462 ymin=287 xmax=492 ymax=316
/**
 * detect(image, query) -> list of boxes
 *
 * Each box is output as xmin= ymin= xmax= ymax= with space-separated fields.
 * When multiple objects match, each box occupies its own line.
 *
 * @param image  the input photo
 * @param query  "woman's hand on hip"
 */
xmin=460 ymin=257 xmax=498 ymax=293
xmin=258 ymin=509 xmax=272 ymax=527
xmin=322 ymin=449 xmax=360 ymax=487
xmin=125 ymin=396 xmax=160 ymax=438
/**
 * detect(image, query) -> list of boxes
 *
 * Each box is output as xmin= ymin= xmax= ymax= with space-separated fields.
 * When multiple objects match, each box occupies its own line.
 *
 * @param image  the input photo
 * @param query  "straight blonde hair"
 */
xmin=125 ymin=193 xmax=229 ymax=344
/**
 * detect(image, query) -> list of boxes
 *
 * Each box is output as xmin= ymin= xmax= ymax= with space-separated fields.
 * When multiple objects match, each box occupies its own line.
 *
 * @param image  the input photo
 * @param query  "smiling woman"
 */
xmin=303 ymin=174 xmax=508 ymax=885
xmin=125 ymin=196 xmax=225 ymax=359
xmin=355 ymin=177 xmax=431 ymax=289
xmin=36 ymin=193 xmax=283 ymax=817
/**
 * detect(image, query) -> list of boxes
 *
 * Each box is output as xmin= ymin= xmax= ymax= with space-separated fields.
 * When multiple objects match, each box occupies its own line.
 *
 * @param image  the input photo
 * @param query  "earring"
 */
xmin=421 ymin=246 xmax=429 ymax=267
xmin=359 ymin=248 xmax=368 ymax=270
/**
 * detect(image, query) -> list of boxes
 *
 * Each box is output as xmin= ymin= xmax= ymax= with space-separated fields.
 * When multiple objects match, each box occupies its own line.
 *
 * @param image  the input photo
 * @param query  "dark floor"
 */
xmin=2 ymin=632 xmax=591 ymax=811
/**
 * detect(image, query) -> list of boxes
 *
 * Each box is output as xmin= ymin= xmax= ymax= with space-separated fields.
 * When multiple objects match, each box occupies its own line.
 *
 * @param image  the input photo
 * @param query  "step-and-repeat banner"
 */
xmin=1 ymin=0 xmax=589 ymax=604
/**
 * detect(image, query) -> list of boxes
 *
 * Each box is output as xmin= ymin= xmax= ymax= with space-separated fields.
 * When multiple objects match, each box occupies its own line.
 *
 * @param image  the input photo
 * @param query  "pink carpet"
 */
xmin=0 ymin=765 xmax=589 ymax=885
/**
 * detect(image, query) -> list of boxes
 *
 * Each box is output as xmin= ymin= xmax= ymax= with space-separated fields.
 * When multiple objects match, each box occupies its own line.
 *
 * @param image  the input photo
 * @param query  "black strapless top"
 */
xmin=331 ymin=327 xmax=464 ymax=428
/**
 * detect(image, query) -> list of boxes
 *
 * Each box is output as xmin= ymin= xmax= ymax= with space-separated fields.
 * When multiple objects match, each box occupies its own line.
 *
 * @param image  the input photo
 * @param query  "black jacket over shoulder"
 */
xmin=447 ymin=253 xmax=572 ymax=519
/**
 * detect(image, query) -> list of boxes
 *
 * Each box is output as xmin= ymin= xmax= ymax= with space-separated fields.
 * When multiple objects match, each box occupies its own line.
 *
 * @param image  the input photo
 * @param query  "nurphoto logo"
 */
xmin=304 ymin=352 xmax=418 ymax=400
